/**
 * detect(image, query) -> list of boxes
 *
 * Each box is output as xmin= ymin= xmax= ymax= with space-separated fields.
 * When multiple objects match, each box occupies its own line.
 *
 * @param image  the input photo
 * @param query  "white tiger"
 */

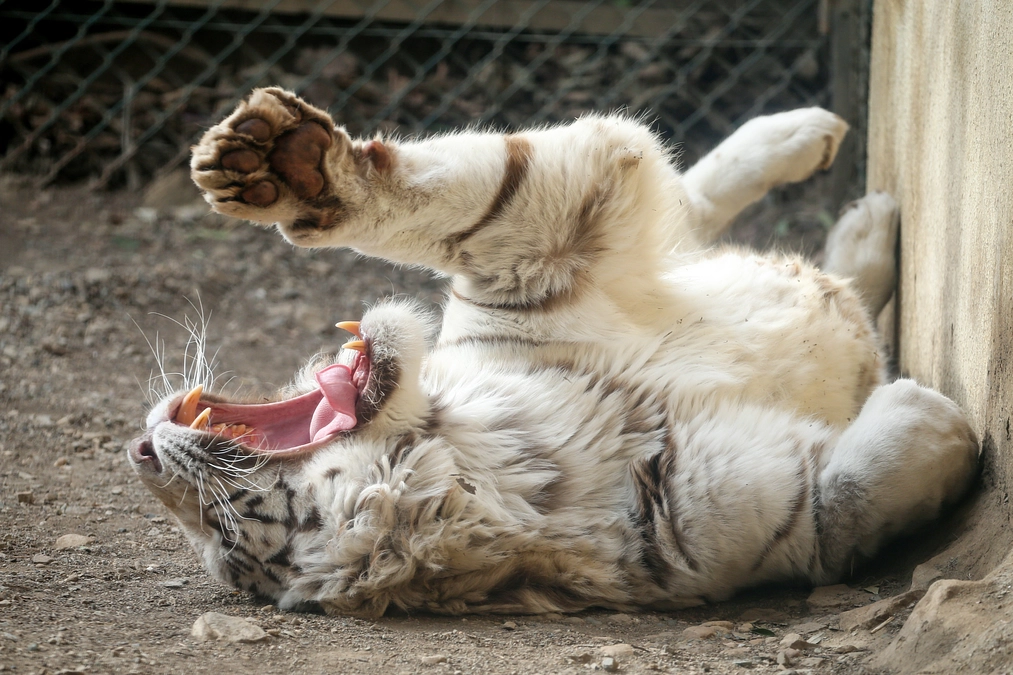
xmin=128 ymin=88 xmax=979 ymax=617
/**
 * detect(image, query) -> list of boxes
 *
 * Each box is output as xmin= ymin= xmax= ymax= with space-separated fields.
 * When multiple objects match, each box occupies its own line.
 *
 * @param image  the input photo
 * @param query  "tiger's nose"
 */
xmin=129 ymin=437 xmax=162 ymax=473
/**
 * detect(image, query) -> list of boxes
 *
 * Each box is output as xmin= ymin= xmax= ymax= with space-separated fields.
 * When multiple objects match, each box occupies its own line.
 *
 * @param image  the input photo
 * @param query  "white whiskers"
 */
xmin=133 ymin=295 xmax=233 ymax=405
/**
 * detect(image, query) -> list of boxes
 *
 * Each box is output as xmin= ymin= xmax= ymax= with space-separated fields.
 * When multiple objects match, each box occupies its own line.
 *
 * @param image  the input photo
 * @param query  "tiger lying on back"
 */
xmin=128 ymin=88 xmax=979 ymax=617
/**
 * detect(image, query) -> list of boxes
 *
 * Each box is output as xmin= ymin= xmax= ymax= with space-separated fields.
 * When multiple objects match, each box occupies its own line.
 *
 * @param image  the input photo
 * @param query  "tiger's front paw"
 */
xmin=190 ymin=88 xmax=378 ymax=236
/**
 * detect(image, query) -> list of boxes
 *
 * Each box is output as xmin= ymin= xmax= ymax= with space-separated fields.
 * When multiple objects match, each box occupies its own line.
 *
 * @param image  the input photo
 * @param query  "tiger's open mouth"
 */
xmin=161 ymin=346 xmax=371 ymax=459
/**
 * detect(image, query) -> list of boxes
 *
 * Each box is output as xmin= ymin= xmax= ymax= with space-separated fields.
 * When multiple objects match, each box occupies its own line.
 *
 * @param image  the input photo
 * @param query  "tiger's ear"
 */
xmin=362 ymin=140 xmax=391 ymax=173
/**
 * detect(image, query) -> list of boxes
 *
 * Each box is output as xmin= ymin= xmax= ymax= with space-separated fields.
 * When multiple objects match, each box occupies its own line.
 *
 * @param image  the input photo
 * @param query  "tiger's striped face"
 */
xmin=128 ymin=341 xmax=390 ymax=601
xmin=129 ymin=302 xmax=431 ymax=606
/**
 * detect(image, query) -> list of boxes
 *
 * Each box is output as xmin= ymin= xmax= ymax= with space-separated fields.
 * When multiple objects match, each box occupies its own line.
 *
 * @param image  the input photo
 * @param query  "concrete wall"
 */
xmin=866 ymin=1 xmax=1013 ymax=671
xmin=868 ymin=0 xmax=1013 ymax=527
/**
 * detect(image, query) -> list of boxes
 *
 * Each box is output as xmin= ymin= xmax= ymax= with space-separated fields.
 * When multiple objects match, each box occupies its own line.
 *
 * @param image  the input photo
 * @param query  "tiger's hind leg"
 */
xmin=811 ymin=380 xmax=979 ymax=583
xmin=823 ymin=192 xmax=900 ymax=317
xmin=681 ymin=108 xmax=849 ymax=246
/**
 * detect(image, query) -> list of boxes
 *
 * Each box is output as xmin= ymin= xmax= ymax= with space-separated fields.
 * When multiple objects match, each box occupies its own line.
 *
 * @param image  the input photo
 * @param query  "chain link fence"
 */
xmin=0 ymin=0 xmax=865 ymax=194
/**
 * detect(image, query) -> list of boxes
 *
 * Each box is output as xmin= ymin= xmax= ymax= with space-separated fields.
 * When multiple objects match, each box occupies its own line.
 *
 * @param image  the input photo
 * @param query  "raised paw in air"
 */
xmin=190 ymin=87 xmax=392 ymax=234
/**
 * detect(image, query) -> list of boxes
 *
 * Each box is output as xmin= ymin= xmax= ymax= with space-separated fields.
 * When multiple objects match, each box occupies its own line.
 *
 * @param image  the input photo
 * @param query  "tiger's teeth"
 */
xmin=233 ymin=424 xmax=247 ymax=436
xmin=190 ymin=407 xmax=212 ymax=430
xmin=177 ymin=384 xmax=203 ymax=425
xmin=342 ymin=339 xmax=366 ymax=353
xmin=335 ymin=321 xmax=361 ymax=337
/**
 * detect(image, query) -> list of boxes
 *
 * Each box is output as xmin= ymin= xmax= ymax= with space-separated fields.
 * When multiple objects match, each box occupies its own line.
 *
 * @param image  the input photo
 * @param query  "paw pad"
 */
xmin=218 ymin=116 xmax=332 ymax=204
xmin=241 ymin=181 xmax=279 ymax=207
xmin=235 ymin=118 xmax=271 ymax=142
xmin=221 ymin=149 xmax=260 ymax=173
xmin=269 ymin=122 xmax=332 ymax=199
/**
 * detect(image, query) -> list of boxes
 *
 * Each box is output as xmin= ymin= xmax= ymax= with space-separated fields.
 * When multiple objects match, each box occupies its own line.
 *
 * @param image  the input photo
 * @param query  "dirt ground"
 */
xmin=0 ymin=172 xmax=993 ymax=675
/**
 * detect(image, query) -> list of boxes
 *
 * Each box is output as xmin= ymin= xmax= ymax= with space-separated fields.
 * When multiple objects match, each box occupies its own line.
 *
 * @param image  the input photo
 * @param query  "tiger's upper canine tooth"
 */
xmin=341 ymin=339 xmax=366 ymax=353
xmin=177 ymin=384 xmax=203 ymax=425
xmin=190 ymin=407 xmax=212 ymax=430
xmin=336 ymin=321 xmax=361 ymax=337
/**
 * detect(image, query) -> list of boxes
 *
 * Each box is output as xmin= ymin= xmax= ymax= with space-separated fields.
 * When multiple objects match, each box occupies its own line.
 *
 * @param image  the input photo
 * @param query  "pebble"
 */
xmin=501 ymin=621 xmax=517 ymax=630
xmin=16 ymin=492 xmax=34 ymax=505
xmin=790 ymin=620 xmax=826 ymax=634
xmin=702 ymin=620 xmax=735 ymax=629
xmin=607 ymin=613 xmax=635 ymax=624
xmin=84 ymin=268 xmax=111 ymax=284
xmin=161 ymin=578 xmax=189 ymax=589
xmin=133 ymin=207 xmax=158 ymax=224
xmin=601 ymin=656 xmax=618 ymax=672
xmin=420 ymin=655 xmax=447 ymax=665
xmin=777 ymin=648 xmax=802 ymax=666
xmin=806 ymin=584 xmax=869 ymax=610
xmin=738 ymin=607 xmax=788 ymax=622
xmin=32 ymin=554 xmax=53 ymax=565
xmin=600 ymin=643 xmax=634 ymax=657
xmin=833 ymin=644 xmax=861 ymax=654
xmin=683 ymin=625 xmax=721 ymax=640
xmin=191 ymin=612 xmax=270 ymax=643
xmin=731 ymin=659 xmax=755 ymax=668
xmin=55 ymin=534 xmax=94 ymax=550
xmin=779 ymin=633 xmax=816 ymax=650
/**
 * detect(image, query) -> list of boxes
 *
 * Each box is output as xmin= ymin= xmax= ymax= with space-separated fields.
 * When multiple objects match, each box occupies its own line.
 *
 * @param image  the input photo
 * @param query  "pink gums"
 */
xmin=180 ymin=356 xmax=365 ymax=456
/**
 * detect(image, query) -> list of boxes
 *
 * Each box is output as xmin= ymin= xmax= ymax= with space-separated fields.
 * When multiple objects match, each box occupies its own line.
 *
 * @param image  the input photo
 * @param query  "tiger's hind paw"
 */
xmin=190 ymin=88 xmax=351 ymax=229
xmin=823 ymin=192 xmax=900 ymax=317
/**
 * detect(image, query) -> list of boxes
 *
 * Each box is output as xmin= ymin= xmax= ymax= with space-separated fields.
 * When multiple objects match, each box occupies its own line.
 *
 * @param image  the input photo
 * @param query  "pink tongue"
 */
xmin=309 ymin=364 xmax=358 ymax=441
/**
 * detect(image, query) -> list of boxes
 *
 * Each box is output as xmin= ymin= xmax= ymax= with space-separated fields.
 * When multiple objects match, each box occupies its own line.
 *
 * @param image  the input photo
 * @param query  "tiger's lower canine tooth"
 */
xmin=342 ymin=339 xmax=366 ymax=353
xmin=177 ymin=384 xmax=204 ymax=425
xmin=190 ymin=407 xmax=212 ymax=430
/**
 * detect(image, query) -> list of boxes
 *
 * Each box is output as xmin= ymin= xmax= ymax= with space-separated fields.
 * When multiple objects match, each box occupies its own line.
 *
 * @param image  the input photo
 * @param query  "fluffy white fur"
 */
xmin=129 ymin=89 xmax=979 ymax=617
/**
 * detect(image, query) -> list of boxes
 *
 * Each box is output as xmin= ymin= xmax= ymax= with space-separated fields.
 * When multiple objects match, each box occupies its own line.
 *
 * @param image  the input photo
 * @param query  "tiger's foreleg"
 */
xmin=192 ymin=88 xmax=688 ymax=308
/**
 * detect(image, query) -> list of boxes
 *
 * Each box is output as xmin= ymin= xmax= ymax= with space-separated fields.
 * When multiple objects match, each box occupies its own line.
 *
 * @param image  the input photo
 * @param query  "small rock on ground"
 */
xmin=191 ymin=612 xmax=269 ymax=643
xmin=600 ymin=643 xmax=634 ymax=657
xmin=54 ymin=534 xmax=94 ymax=550
xmin=779 ymin=633 xmax=817 ymax=650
